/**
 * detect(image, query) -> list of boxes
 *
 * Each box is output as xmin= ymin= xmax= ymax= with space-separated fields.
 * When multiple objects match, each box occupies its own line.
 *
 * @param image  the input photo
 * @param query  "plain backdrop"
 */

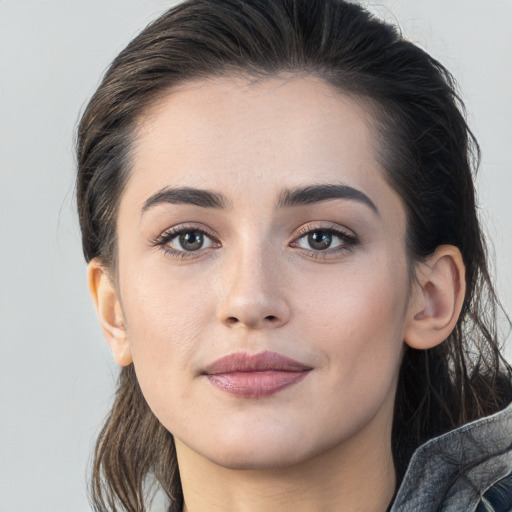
xmin=1 ymin=1 xmax=511 ymax=511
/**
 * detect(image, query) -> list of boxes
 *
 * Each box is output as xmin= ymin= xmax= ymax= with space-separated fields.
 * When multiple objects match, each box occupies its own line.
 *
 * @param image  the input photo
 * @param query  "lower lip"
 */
xmin=207 ymin=370 xmax=310 ymax=398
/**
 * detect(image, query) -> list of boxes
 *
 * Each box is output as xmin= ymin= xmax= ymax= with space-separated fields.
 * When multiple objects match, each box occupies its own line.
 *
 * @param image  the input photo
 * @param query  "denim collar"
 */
xmin=390 ymin=399 xmax=512 ymax=512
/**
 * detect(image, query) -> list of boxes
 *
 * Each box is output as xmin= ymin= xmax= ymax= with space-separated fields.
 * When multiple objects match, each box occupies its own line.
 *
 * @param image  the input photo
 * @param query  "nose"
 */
xmin=216 ymin=245 xmax=291 ymax=330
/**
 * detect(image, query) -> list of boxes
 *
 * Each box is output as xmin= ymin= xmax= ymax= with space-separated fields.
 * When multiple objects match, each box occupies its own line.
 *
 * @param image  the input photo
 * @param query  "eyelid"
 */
xmin=292 ymin=222 xmax=355 ymax=240
xmin=150 ymin=221 xmax=358 ymax=260
xmin=151 ymin=223 xmax=221 ymax=257
xmin=289 ymin=222 xmax=358 ymax=256
xmin=152 ymin=223 xmax=218 ymax=244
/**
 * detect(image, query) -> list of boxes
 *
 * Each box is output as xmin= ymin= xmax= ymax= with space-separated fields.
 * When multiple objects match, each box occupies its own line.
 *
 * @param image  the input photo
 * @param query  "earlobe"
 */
xmin=404 ymin=245 xmax=466 ymax=350
xmin=87 ymin=258 xmax=133 ymax=366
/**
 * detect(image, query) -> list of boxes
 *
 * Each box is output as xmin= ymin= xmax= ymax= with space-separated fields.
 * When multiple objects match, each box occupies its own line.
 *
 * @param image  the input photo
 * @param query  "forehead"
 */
xmin=135 ymin=75 xmax=374 ymax=171
xmin=123 ymin=74 xmax=404 ymax=226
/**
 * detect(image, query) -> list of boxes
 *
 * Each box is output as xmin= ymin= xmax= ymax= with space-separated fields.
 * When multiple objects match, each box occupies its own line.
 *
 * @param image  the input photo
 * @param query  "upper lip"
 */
xmin=203 ymin=351 xmax=312 ymax=375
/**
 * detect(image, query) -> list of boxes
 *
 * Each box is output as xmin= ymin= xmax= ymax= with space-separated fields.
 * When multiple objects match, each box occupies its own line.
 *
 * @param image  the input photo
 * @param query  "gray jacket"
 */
xmin=390 ymin=399 xmax=512 ymax=511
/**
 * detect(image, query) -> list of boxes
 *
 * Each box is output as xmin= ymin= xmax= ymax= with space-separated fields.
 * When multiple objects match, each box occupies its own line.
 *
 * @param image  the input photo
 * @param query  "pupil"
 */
xmin=308 ymin=231 xmax=332 ymax=250
xmin=179 ymin=231 xmax=203 ymax=251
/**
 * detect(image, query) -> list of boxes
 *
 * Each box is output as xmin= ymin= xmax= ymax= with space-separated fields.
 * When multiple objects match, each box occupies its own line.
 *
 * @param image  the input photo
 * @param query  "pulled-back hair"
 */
xmin=76 ymin=0 xmax=512 ymax=510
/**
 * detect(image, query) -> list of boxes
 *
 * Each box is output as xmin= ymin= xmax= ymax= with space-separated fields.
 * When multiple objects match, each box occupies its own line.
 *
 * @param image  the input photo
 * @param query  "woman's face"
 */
xmin=115 ymin=75 xmax=413 ymax=469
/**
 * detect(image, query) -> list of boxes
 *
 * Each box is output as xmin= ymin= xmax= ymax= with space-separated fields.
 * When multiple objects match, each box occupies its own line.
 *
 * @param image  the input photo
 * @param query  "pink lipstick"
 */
xmin=203 ymin=351 xmax=311 ymax=398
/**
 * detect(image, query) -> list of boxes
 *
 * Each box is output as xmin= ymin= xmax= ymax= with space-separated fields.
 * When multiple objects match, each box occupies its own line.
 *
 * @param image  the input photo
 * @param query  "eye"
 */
xmin=152 ymin=225 xmax=219 ymax=258
xmin=298 ymin=231 xmax=338 ymax=251
xmin=169 ymin=230 xmax=213 ymax=252
xmin=291 ymin=225 xmax=357 ymax=255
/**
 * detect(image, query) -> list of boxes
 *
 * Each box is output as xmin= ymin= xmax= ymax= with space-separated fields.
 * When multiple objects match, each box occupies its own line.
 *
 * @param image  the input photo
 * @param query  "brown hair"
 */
xmin=76 ymin=0 xmax=512 ymax=510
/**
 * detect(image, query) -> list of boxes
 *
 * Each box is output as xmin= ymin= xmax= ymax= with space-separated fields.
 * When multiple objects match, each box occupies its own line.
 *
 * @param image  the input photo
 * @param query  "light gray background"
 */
xmin=1 ymin=1 xmax=511 ymax=511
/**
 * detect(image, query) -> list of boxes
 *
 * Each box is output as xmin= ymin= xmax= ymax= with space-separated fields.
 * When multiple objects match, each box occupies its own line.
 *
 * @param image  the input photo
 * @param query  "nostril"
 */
xmin=222 ymin=313 xmax=283 ymax=327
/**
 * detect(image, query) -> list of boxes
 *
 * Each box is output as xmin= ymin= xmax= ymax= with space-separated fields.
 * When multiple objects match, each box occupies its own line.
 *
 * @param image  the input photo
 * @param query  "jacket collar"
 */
xmin=390 ymin=399 xmax=512 ymax=512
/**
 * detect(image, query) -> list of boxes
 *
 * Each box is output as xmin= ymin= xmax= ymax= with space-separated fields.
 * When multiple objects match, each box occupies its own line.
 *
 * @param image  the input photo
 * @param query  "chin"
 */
xmin=195 ymin=425 xmax=333 ymax=471
xmin=205 ymin=444 xmax=310 ymax=471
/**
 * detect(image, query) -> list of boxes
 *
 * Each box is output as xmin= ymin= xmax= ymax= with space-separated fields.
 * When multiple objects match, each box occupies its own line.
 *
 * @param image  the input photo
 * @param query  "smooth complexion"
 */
xmin=89 ymin=75 xmax=466 ymax=512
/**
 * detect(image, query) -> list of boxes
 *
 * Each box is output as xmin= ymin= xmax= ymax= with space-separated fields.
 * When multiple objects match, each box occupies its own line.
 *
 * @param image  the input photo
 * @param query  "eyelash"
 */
xmin=290 ymin=223 xmax=358 ymax=259
xmin=151 ymin=223 xmax=358 ymax=260
xmin=151 ymin=224 xmax=220 ymax=260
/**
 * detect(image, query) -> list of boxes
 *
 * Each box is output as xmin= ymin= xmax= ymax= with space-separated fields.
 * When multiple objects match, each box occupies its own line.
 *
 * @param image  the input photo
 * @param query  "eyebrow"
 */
xmin=142 ymin=187 xmax=230 ymax=213
xmin=277 ymin=184 xmax=379 ymax=214
xmin=141 ymin=183 xmax=378 ymax=215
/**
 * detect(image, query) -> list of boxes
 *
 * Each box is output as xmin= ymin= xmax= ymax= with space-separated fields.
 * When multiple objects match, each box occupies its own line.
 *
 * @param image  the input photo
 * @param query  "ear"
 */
xmin=404 ymin=245 xmax=466 ymax=350
xmin=87 ymin=258 xmax=133 ymax=366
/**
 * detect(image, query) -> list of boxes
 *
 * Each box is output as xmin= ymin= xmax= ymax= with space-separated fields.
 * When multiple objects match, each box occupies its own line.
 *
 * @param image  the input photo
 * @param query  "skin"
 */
xmin=89 ymin=75 xmax=466 ymax=512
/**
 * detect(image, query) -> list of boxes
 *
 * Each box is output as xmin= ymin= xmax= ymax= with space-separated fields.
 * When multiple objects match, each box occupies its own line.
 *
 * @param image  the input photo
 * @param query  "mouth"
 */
xmin=202 ymin=351 xmax=312 ymax=398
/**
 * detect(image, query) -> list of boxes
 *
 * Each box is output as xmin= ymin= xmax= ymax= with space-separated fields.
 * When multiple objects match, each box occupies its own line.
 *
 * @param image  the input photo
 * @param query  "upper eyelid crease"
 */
xmin=293 ymin=223 xmax=355 ymax=237
xmin=154 ymin=222 xmax=353 ymax=242
xmin=292 ymin=226 xmax=358 ymax=246
xmin=153 ymin=224 xmax=357 ymax=259
xmin=152 ymin=225 xmax=217 ymax=245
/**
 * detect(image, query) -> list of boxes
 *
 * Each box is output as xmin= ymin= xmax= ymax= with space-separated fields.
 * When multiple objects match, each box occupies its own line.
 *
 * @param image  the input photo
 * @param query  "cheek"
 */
xmin=286 ymin=267 xmax=408 ymax=446
xmin=296 ymin=257 xmax=409 ymax=386
xmin=119 ymin=265 xmax=216 ymax=391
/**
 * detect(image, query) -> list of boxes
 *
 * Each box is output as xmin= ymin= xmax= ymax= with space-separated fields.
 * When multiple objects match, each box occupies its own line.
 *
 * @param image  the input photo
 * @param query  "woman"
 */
xmin=76 ymin=0 xmax=512 ymax=510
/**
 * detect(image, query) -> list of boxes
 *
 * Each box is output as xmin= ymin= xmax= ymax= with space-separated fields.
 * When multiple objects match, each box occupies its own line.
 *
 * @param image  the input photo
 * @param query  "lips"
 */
xmin=203 ymin=351 xmax=312 ymax=398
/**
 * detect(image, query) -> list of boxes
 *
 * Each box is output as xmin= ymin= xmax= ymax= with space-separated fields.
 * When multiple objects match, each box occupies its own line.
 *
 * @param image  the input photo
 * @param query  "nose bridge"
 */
xmin=216 ymin=234 xmax=290 ymax=329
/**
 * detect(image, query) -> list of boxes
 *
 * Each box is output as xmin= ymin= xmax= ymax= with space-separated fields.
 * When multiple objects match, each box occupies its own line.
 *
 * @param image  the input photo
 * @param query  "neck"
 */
xmin=176 ymin=411 xmax=396 ymax=512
